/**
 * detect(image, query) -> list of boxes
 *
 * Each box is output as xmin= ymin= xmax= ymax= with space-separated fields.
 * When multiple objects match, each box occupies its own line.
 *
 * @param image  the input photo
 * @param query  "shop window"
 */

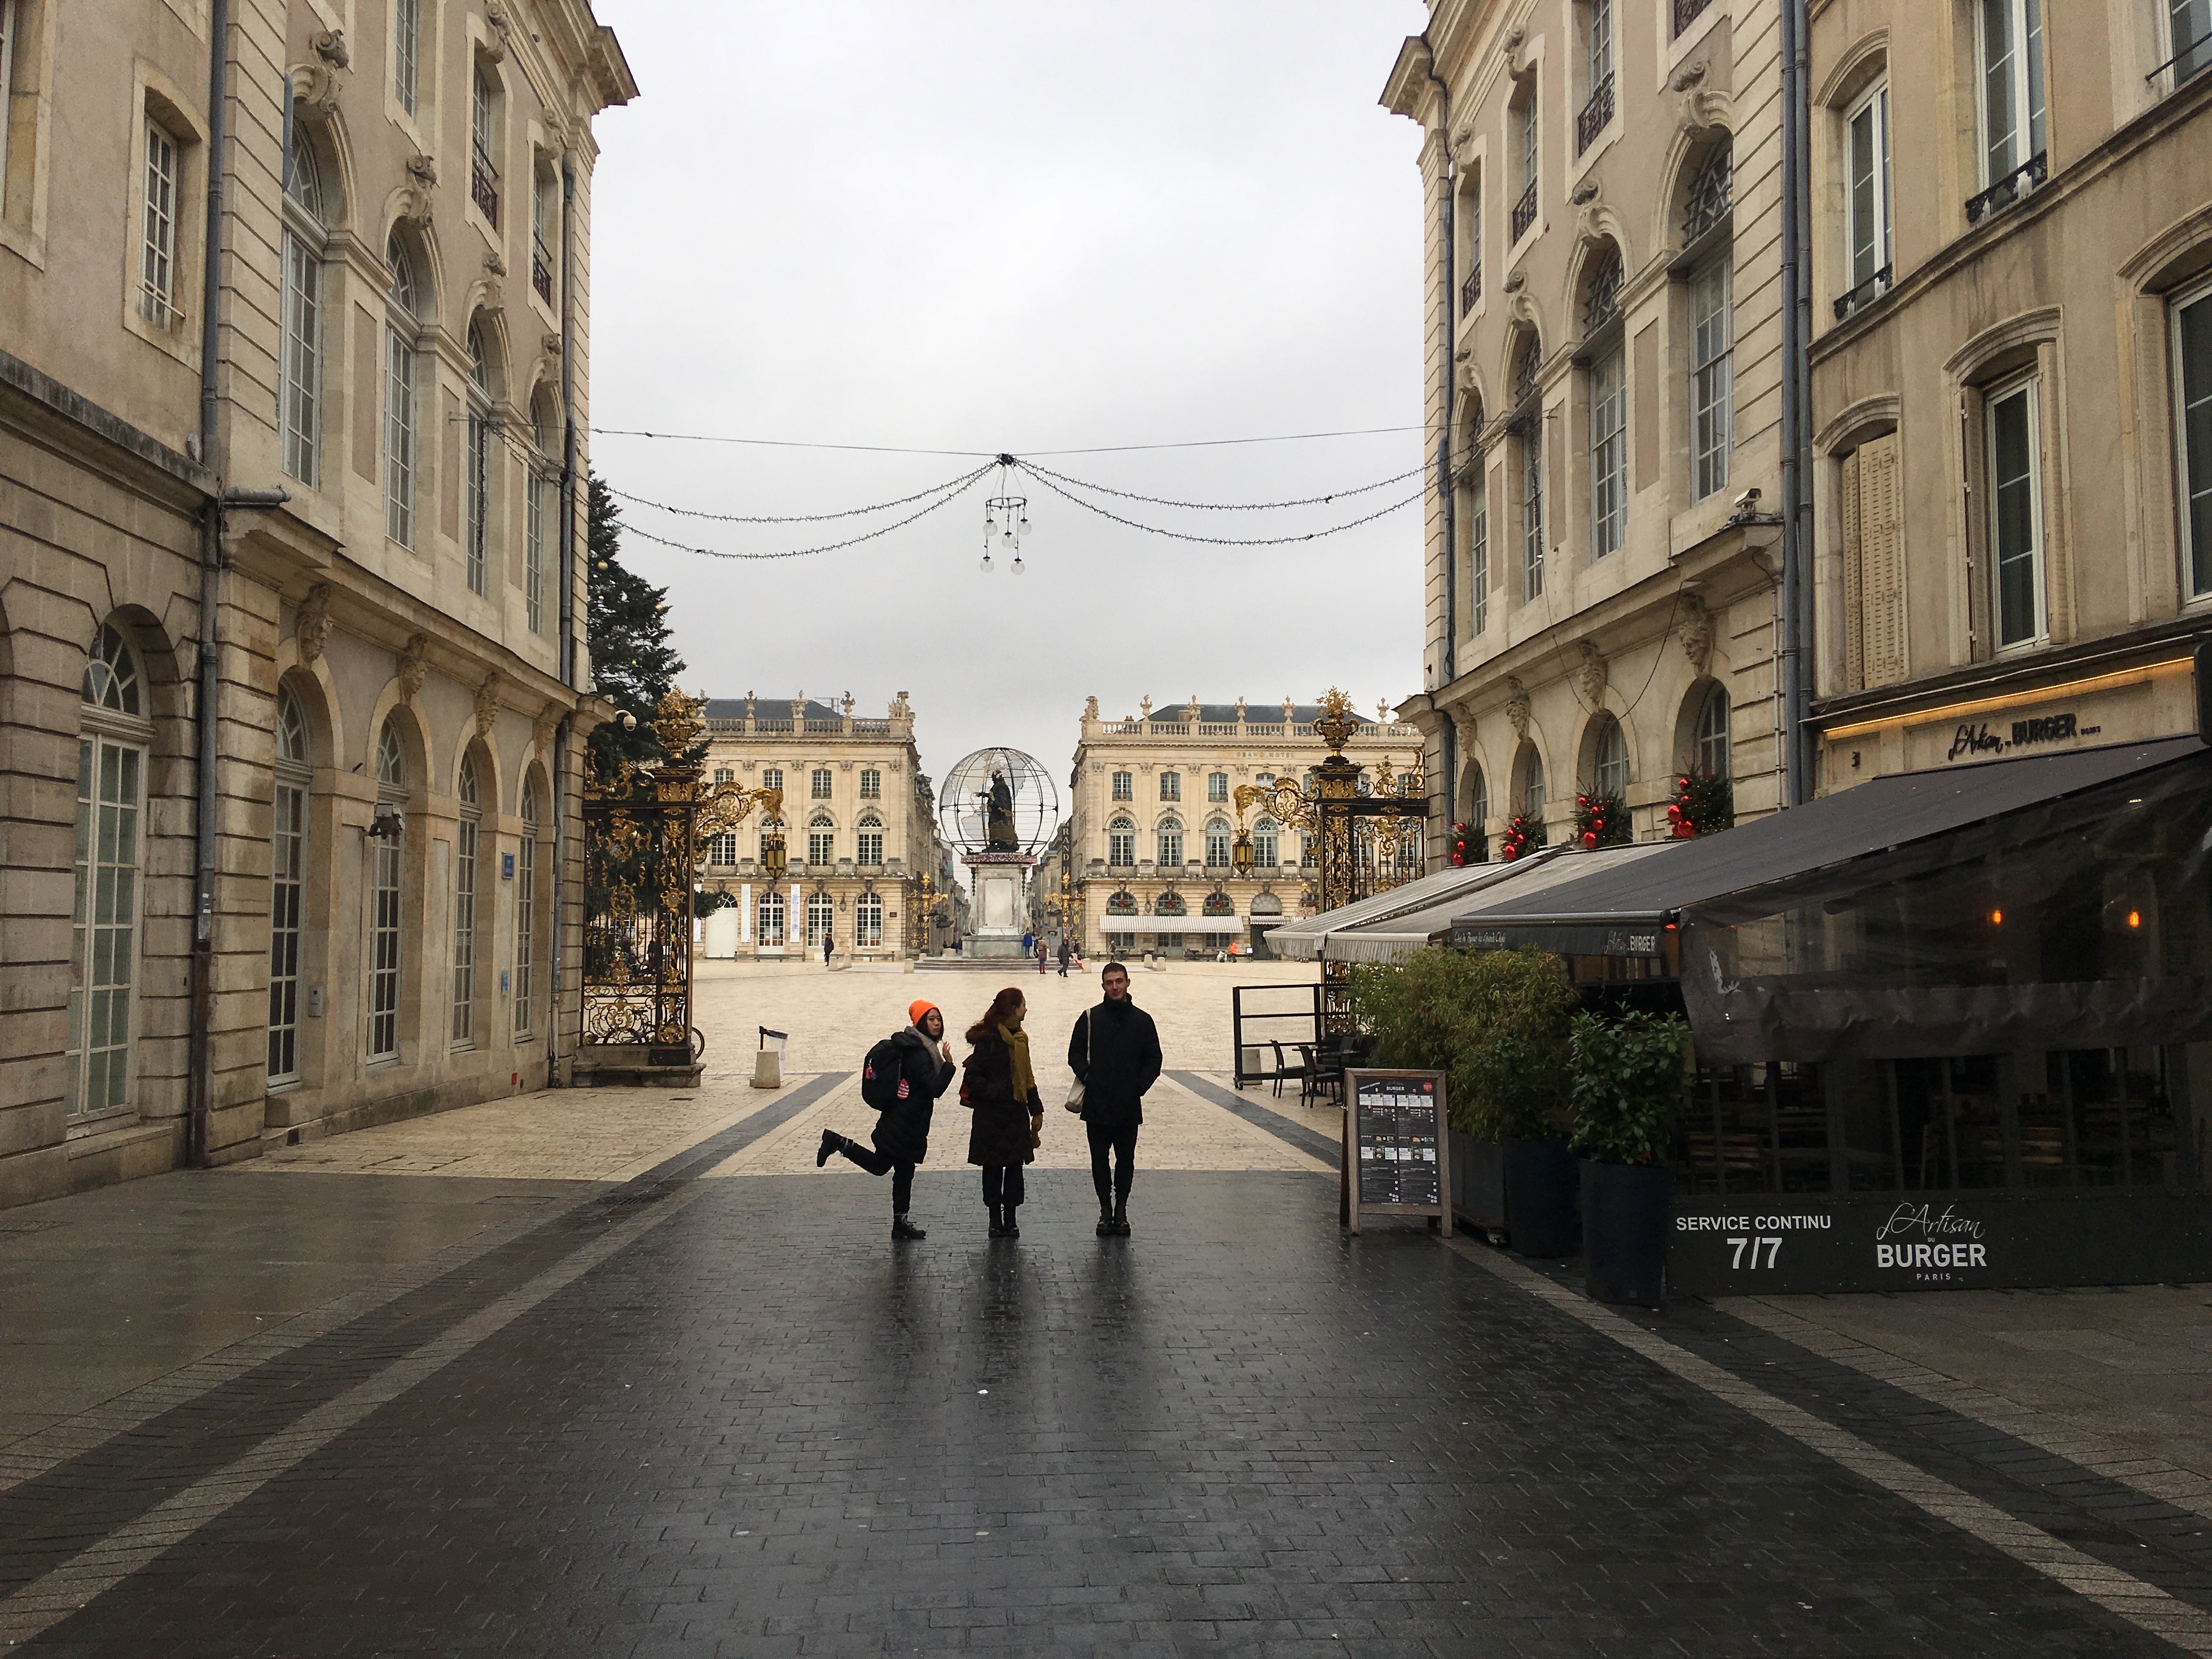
xmin=515 ymin=784 xmax=538 ymax=1041
xmin=1839 ymin=432 xmax=1907 ymax=687
xmin=1985 ymin=375 xmax=2045 ymax=648
xmin=267 ymin=686 xmax=311 ymax=1084
xmin=71 ymin=625 xmax=150 ymax=1120
xmin=2174 ymin=276 xmax=2212 ymax=598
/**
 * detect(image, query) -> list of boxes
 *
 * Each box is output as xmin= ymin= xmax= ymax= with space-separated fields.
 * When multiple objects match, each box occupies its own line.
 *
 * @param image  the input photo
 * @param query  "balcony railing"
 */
xmin=1510 ymin=178 xmax=1539 ymax=243
xmin=1673 ymin=0 xmax=1714 ymax=35
xmin=531 ymin=235 xmax=554 ymax=303
xmin=1965 ymin=151 xmax=2046 ymax=225
xmin=1460 ymin=263 xmax=1482 ymax=314
xmin=1576 ymin=73 xmax=1615 ymax=155
xmin=1833 ymin=264 xmax=1892 ymax=322
xmin=2146 ymin=27 xmax=2212 ymax=96
xmin=470 ymin=155 xmax=499 ymax=226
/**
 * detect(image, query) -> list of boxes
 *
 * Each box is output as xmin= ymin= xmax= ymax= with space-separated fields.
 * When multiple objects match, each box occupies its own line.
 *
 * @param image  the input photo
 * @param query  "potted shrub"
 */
xmin=1346 ymin=949 xmax=1574 ymax=1239
xmin=1569 ymin=1011 xmax=1691 ymax=1307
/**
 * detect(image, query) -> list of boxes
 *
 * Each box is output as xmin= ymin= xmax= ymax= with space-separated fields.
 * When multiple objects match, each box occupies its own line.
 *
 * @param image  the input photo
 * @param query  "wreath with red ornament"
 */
xmin=1497 ymin=812 xmax=1545 ymax=862
xmin=1448 ymin=819 xmax=1485 ymax=866
xmin=1664 ymin=768 xmax=1734 ymax=839
xmin=1573 ymin=791 xmax=1629 ymax=850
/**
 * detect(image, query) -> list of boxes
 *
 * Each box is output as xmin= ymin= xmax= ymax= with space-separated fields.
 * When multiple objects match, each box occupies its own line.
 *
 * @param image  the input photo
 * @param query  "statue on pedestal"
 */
xmin=981 ymin=768 xmax=1018 ymax=851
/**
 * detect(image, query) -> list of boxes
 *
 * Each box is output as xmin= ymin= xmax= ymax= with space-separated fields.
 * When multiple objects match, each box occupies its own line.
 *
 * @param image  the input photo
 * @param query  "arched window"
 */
xmin=805 ymin=892 xmax=836 ymax=950
xmin=383 ymin=235 xmax=421 ymax=548
xmin=1588 ymin=714 xmax=1629 ymax=801
xmin=1203 ymin=816 xmax=1232 ymax=868
xmin=1514 ymin=331 xmax=1545 ymax=598
xmin=268 ymin=685 xmax=312 ymax=1084
xmin=1468 ymin=763 xmax=1489 ymax=830
xmin=806 ymin=812 xmax=834 ymax=867
xmin=1154 ymin=890 xmax=1186 ymax=917
xmin=1156 ymin=817 xmax=1184 ymax=867
xmin=515 ymin=782 xmax=539 ymax=1042
xmin=280 ymin=127 xmax=327 ymax=486
xmin=1105 ymin=889 xmax=1138 ymax=915
xmin=71 ymin=625 xmax=152 ymax=1119
xmin=758 ymin=886 xmax=786 ymax=947
xmin=855 ymin=890 xmax=883 ymax=947
xmin=1201 ymin=891 xmax=1234 ymax=917
xmin=1521 ymin=746 xmax=1547 ymax=819
xmin=1682 ymin=140 xmax=1735 ymax=501
xmin=452 ymin=752 xmax=482 ymax=1046
xmin=1253 ymin=817 xmax=1279 ymax=867
xmin=856 ymin=812 xmax=884 ymax=867
xmin=369 ymin=715 xmax=408 ymax=1061
xmin=1108 ymin=816 xmax=1136 ymax=867
xmin=1695 ymin=682 xmax=1731 ymax=778
xmin=464 ymin=321 xmax=493 ymax=596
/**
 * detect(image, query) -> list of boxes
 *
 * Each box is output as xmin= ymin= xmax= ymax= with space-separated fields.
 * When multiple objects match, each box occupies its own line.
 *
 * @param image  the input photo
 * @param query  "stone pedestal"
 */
xmin=961 ymin=853 xmax=1036 ymax=959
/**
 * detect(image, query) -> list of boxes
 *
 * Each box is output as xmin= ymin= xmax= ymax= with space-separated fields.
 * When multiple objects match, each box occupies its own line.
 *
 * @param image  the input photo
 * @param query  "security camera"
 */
xmin=1732 ymin=487 xmax=1762 ymax=513
xmin=368 ymin=802 xmax=406 ymax=840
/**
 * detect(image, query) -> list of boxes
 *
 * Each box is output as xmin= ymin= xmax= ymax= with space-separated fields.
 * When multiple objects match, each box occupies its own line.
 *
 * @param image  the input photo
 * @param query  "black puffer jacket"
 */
xmin=1068 ymin=997 xmax=1161 ymax=1131
xmin=961 ymin=1034 xmax=1041 ymax=1167
xmin=870 ymin=1028 xmax=956 ymax=1164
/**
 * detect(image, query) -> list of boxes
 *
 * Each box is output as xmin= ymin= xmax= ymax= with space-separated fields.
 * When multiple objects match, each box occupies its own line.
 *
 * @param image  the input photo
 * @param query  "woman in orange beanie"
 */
xmin=817 ymin=1000 xmax=955 ymax=1239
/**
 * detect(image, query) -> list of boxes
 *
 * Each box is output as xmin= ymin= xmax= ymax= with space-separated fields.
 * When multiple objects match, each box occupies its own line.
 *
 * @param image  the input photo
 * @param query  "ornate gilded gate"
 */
xmin=582 ymin=691 xmax=780 ymax=1062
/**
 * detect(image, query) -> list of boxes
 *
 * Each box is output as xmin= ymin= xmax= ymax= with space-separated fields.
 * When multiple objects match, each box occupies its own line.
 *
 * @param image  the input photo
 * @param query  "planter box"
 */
xmin=1449 ymin=1132 xmax=1507 ymax=1235
xmin=1504 ymin=1137 xmax=1579 ymax=1257
xmin=1582 ymin=1159 xmax=1671 ymax=1308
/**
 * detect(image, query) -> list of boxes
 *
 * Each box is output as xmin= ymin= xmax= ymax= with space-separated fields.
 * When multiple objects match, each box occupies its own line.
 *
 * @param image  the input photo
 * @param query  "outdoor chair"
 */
xmin=1269 ymin=1040 xmax=1310 ymax=1099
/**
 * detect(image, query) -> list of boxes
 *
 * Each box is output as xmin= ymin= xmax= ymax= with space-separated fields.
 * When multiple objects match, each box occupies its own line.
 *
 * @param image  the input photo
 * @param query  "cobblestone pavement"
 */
xmin=5 ymin=963 xmax=2211 ymax=1655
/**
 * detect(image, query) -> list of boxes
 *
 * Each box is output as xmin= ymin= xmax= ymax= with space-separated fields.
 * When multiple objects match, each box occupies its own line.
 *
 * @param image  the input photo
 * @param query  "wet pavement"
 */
xmin=6 ymin=1071 xmax=2210 ymax=1657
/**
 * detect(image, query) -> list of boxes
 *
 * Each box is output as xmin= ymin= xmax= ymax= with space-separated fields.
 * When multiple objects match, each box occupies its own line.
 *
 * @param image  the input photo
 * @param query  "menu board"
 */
xmin=1343 ymin=1069 xmax=1451 ymax=1235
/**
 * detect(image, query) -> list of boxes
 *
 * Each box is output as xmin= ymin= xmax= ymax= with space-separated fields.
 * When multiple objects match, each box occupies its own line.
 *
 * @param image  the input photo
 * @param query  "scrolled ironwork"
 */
xmin=1683 ymin=142 xmax=1733 ymax=244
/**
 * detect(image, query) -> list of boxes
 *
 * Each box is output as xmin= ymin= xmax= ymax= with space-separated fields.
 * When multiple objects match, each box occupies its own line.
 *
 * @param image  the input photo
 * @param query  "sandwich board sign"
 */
xmin=1342 ymin=1068 xmax=1451 ymax=1236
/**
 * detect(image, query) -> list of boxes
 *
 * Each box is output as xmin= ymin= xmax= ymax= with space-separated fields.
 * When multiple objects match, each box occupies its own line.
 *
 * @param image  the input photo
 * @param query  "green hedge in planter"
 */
xmin=1567 ymin=1010 xmax=1692 ymax=1165
xmin=1346 ymin=948 xmax=1576 ymax=1141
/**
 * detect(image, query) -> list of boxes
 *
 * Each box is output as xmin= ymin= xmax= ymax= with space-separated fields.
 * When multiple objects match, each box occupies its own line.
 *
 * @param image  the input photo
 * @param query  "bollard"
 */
xmin=752 ymin=1048 xmax=782 ymax=1090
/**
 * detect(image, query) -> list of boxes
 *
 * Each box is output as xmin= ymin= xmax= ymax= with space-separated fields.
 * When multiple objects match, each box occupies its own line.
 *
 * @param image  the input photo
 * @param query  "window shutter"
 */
xmin=1858 ymin=432 xmax=1906 ymax=686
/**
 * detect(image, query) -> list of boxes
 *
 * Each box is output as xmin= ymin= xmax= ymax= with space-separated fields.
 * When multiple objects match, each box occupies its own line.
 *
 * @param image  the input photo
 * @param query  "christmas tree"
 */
xmin=1664 ymin=769 xmax=1734 ymax=838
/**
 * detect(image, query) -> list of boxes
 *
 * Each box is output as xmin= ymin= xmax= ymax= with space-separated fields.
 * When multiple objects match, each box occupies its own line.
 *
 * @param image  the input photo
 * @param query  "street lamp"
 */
xmin=1231 ymin=828 xmax=1255 ymax=879
xmin=761 ymin=823 xmax=786 ymax=878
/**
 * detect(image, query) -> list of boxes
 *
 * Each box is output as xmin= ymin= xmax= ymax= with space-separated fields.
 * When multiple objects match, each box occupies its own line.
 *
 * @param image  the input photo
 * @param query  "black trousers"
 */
xmin=838 ymin=1140 xmax=916 ymax=1213
xmin=980 ymin=1164 xmax=1026 ymax=1209
xmin=1086 ymin=1122 xmax=1138 ymax=1207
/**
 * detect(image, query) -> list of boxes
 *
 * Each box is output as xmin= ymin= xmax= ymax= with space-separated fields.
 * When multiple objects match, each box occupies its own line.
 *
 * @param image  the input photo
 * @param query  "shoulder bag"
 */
xmin=1064 ymin=1010 xmax=1090 ymax=1114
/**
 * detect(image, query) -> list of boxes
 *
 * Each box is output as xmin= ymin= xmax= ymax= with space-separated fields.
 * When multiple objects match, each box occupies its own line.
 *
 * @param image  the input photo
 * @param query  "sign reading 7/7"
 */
xmin=1728 ymin=1235 xmax=1784 ymax=1270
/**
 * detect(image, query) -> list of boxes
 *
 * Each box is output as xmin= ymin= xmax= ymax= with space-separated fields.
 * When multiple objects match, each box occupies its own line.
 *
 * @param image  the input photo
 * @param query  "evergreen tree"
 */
xmin=585 ymin=474 xmax=686 ymax=784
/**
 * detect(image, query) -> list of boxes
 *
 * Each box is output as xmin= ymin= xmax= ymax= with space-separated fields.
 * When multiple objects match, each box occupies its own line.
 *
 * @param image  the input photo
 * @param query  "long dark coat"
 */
xmin=871 ymin=1028 xmax=956 ymax=1164
xmin=1068 ymin=997 xmax=1162 ymax=1131
xmin=962 ymin=1034 xmax=1041 ymax=1167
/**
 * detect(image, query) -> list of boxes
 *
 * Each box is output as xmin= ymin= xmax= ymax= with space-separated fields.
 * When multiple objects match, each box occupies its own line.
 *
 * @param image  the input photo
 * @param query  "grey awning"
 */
xmin=1449 ymin=737 xmax=2208 ymax=953
xmin=1265 ymin=853 xmax=1572 ymax=962
xmin=1325 ymin=843 xmax=1674 ymax=964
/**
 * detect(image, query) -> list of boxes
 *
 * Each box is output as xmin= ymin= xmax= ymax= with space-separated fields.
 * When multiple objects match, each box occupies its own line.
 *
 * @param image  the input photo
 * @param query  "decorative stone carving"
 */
xmin=841 ymin=692 xmax=855 ymax=715
xmin=1503 ymin=24 xmax=1527 ymax=76
xmin=481 ymin=2 xmax=510 ymax=60
xmin=397 ymin=633 xmax=430 ymax=703
xmin=312 ymin=29 xmax=351 ymax=68
xmin=1139 ymin=696 xmax=1153 ymax=719
xmin=1571 ymin=178 xmax=1600 ymax=206
xmin=1504 ymin=676 xmax=1531 ymax=741
xmin=473 ymin=672 xmax=504 ymax=738
xmin=1575 ymin=641 xmax=1609 ymax=708
xmin=1672 ymin=60 xmax=1707 ymax=93
xmin=1084 ymin=695 xmax=1099 ymax=720
xmin=1679 ymin=592 xmax=1714 ymax=675
xmin=289 ymin=60 xmax=344 ymax=116
xmin=393 ymin=156 xmax=436 ymax=225
xmin=1235 ymin=696 xmax=1246 ymax=719
xmin=533 ymin=704 xmax=562 ymax=751
xmin=294 ymin=583 xmax=333 ymax=664
xmin=407 ymin=153 xmax=439 ymax=189
xmin=485 ymin=252 xmax=507 ymax=278
xmin=891 ymin=690 xmax=912 ymax=717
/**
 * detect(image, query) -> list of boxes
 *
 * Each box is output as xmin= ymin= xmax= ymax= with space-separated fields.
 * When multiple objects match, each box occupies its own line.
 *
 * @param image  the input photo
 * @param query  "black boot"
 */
xmin=816 ymin=1129 xmax=842 ymax=1169
xmin=1096 ymin=1205 xmax=1115 ymax=1237
xmin=1112 ymin=1197 xmax=1130 ymax=1237
xmin=892 ymin=1214 xmax=927 ymax=1240
xmin=988 ymin=1205 xmax=1006 ymax=1238
xmin=1003 ymin=1206 xmax=1020 ymax=1239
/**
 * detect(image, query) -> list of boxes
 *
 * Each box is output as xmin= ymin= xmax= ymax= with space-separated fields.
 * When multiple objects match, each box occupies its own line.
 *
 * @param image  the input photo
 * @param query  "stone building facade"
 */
xmin=1065 ymin=696 xmax=1426 ymax=958
xmin=696 ymin=695 xmax=948 ymax=961
xmin=0 ymin=0 xmax=633 ymax=1206
xmin=1383 ymin=0 xmax=1784 ymax=862
xmin=1804 ymin=2 xmax=2212 ymax=783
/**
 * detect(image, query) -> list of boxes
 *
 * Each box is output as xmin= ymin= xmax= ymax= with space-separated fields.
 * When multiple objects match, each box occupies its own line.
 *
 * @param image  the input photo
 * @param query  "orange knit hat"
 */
xmin=907 ymin=1000 xmax=939 ymax=1029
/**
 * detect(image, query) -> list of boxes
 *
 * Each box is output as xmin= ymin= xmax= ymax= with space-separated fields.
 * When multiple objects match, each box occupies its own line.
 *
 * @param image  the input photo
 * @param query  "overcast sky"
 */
xmin=588 ymin=1 xmax=1431 ymax=849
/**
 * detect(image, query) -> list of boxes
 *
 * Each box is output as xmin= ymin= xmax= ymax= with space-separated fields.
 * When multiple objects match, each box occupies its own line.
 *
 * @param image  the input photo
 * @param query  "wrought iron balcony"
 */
xmin=1460 ymin=263 xmax=1482 ymax=315
xmin=532 ymin=235 xmax=554 ymax=304
xmin=1833 ymin=264 xmax=1892 ymax=322
xmin=1576 ymin=73 xmax=1615 ymax=156
xmin=1965 ymin=151 xmax=2046 ymax=225
xmin=470 ymin=157 xmax=499 ymax=227
xmin=1511 ymin=178 xmax=1539 ymax=244
xmin=2146 ymin=27 xmax=2212 ymax=95
xmin=1673 ymin=0 xmax=1714 ymax=34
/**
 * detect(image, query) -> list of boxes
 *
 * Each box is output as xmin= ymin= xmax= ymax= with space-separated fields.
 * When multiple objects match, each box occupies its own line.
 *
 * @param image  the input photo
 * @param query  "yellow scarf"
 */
xmin=998 ymin=1019 xmax=1036 ymax=1104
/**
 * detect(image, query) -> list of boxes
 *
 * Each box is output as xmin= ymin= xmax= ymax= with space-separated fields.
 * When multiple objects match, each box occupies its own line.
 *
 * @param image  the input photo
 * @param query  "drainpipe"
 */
xmin=188 ymin=0 xmax=231 ymax=1168
xmin=548 ymin=155 xmax=580 ymax=1087
xmin=1778 ymin=0 xmax=1814 ymax=805
xmin=1428 ymin=43 xmax=1459 ymax=857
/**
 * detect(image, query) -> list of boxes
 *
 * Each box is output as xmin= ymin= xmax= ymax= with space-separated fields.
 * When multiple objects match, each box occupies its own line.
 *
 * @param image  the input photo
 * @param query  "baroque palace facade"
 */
xmin=1 ymin=0 xmax=633 ymax=1206
xmin=1062 ymin=696 xmax=1426 ymax=959
xmin=1385 ymin=0 xmax=1784 ymax=860
xmin=695 ymin=695 xmax=956 ymax=961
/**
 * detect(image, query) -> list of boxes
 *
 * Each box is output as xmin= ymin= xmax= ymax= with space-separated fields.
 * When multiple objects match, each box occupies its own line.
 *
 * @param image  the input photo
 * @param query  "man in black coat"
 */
xmin=1067 ymin=962 xmax=1161 ymax=1237
xmin=817 ymin=999 xmax=956 ymax=1239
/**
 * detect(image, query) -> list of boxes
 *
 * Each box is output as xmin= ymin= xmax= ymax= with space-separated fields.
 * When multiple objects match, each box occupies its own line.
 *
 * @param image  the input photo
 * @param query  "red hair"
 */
xmin=965 ymin=986 xmax=1026 ymax=1043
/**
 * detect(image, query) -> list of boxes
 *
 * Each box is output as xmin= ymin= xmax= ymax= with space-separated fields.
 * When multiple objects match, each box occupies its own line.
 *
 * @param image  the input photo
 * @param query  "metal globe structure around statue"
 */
xmin=939 ymin=747 xmax=1058 ymax=857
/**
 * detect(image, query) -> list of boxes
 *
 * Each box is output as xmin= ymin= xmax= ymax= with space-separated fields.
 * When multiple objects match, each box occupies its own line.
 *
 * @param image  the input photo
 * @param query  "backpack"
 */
xmin=860 ymin=1036 xmax=908 ymax=1110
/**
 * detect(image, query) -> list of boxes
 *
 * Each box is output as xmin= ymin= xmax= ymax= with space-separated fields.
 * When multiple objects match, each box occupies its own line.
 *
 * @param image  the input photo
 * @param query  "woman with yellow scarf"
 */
xmin=961 ymin=987 xmax=1045 ymax=1238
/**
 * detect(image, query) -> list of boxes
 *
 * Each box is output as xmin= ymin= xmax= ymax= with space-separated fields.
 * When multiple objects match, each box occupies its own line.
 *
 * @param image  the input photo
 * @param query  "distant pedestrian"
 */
xmin=822 ymin=929 xmax=834 ymax=966
xmin=1067 ymin=962 xmax=1161 ymax=1238
xmin=1022 ymin=930 xmax=1034 ymax=955
xmin=962 ymin=988 xmax=1043 ymax=1238
xmin=818 ymin=1000 xmax=955 ymax=1240
xmin=1057 ymin=938 xmax=1073 ymax=978
xmin=1036 ymin=938 xmax=1049 ymax=975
